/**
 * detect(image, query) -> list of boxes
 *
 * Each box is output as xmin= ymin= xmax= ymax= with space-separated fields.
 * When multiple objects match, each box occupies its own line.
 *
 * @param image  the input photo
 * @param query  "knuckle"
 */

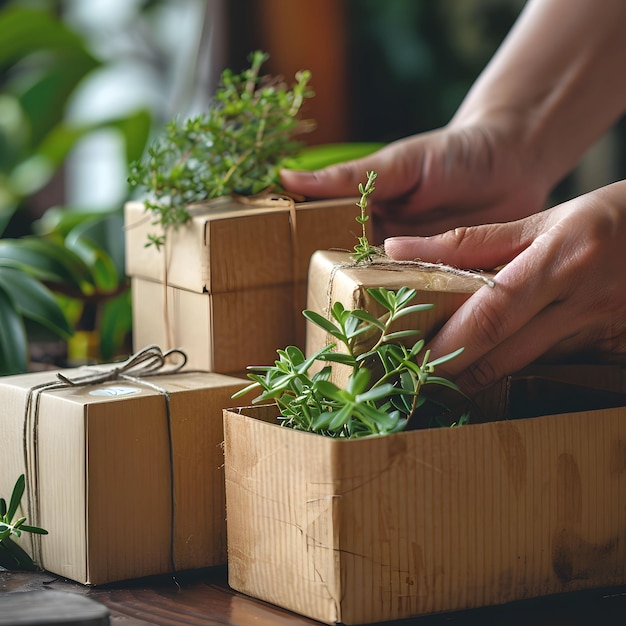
xmin=470 ymin=296 xmax=508 ymax=348
xmin=460 ymin=359 xmax=499 ymax=393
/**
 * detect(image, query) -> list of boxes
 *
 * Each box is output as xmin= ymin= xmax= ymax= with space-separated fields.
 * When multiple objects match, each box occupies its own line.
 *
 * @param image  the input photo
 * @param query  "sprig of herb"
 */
xmin=128 ymin=50 xmax=314 ymax=249
xmin=234 ymin=286 xmax=467 ymax=438
xmin=0 ymin=475 xmax=48 ymax=571
xmin=351 ymin=170 xmax=380 ymax=264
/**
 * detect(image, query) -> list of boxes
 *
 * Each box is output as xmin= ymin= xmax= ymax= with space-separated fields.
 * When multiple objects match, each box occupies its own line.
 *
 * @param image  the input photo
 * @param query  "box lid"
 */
xmin=125 ymin=196 xmax=360 ymax=294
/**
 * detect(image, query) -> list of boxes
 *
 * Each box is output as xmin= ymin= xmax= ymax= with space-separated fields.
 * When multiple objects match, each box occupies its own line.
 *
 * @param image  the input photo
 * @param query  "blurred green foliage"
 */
xmin=0 ymin=4 xmax=151 ymax=374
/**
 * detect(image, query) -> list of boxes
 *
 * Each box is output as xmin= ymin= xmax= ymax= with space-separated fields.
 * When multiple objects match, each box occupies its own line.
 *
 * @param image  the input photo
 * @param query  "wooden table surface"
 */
xmin=2 ymin=567 xmax=626 ymax=626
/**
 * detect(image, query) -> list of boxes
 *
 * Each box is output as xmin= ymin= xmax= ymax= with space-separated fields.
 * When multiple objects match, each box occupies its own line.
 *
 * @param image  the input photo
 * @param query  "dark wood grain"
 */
xmin=2 ymin=567 xmax=625 ymax=626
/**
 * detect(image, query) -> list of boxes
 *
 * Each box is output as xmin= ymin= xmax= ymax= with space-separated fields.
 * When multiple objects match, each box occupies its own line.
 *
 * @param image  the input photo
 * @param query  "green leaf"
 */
xmin=18 ymin=524 xmax=48 ymax=535
xmin=356 ymin=383 xmax=398 ymax=403
xmin=289 ymin=142 xmax=385 ymax=171
xmin=98 ymin=290 xmax=132 ymax=362
xmin=0 ymin=266 xmax=72 ymax=338
xmin=383 ymin=329 xmax=422 ymax=342
xmin=393 ymin=303 xmax=435 ymax=319
xmin=315 ymin=379 xmax=345 ymax=402
xmin=328 ymin=404 xmax=353 ymax=431
xmin=317 ymin=352 xmax=357 ymax=366
xmin=64 ymin=233 xmax=118 ymax=293
xmin=302 ymin=309 xmax=342 ymax=336
xmin=427 ymin=347 xmax=464 ymax=368
xmin=0 ymin=237 xmax=94 ymax=294
xmin=351 ymin=309 xmax=386 ymax=330
xmin=366 ymin=287 xmax=394 ymax=311
xmin=0 ymin=8 xmax=95 ymax=66
xmin=0 ymin=287 xmax=28 ymax=374
xmin=0 ymin=536 xmax=36 ymax=571
xmin=7 ymin=475 xmax=25 ymax=523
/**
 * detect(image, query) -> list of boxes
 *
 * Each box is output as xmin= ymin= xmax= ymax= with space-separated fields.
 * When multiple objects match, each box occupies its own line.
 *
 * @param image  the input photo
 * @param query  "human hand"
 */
xmin=384 ymin=181 xmax=626 ymax=396
xmin=280 ymin=122 xmax=550 ymax=237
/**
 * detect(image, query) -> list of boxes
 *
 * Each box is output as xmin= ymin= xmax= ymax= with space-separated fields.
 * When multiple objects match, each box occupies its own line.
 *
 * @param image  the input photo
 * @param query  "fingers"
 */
xmin=384 ymin=217 xmax=543 ymax=269
xmin=279 ymin=164 xmax=364 ymax=199
xmin=423 ymin=224 xmax=572 ymax=394
xmin=280 ymin=140 xmax=422 ymax=200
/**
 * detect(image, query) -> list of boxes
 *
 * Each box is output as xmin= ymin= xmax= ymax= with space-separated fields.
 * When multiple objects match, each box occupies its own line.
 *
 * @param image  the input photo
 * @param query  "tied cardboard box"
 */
xmin=306 ymin=250 xmax=493 ymax=382
xmin=0 ymin=363 xmax=250 ymax=585
xmin=125 ymin=196 xmax=364 ymax=368
xmin=223 ymin=369 xmax=626 ymax=625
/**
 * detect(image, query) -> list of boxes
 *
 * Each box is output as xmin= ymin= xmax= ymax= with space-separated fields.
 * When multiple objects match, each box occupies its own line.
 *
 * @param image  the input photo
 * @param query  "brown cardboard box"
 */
xmin=124 ymin=196 xmax=361 ymax=293
xmin=125 ymin=197 xmax=362 ymax=362
xmin=306 ymin=250 xmax=494 ymax=382
xmin=223 ymin=376 xmax=626 ymax=624
xmin=131 ymin=277 xmax=306 ymax=374
xmin=0 ymin=366 xmax=250 ymax=585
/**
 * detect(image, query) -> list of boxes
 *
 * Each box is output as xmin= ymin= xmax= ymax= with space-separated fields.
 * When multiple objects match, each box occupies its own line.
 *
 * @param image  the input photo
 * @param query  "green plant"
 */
xmin=0 ymin=475 xmax=48 ymax=571
xmin=0 ymin=208 xmax=132 ymax=374
xmin=128 ymin=50 xmax=315 ymax=250
xmin=351 ymin=169 xmax=381 ymax=264
xmin=234 ymin=286 xmax=467 ymax=438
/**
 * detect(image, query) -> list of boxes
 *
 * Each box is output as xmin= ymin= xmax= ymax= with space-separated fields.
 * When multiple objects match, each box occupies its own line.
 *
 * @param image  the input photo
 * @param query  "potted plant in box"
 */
xmin=127 ymin=50 xmax=380 ymax=250
xmin=232 ymin=170 xmax=469 ymax=436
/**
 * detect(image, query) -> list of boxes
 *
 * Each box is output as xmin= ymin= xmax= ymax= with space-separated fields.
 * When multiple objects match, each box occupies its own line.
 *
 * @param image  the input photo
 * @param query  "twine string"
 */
xmin=22 ymin=345 xmax=187 ymax=576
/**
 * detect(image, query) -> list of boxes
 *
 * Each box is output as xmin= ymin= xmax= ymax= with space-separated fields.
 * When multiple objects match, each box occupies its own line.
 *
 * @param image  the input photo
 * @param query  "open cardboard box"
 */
xmin=223 ymin=366 xmax=626 ymax=624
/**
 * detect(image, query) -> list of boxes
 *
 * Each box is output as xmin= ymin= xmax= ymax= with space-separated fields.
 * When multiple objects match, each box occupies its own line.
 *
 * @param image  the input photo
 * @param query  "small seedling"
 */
xmin=0 ymin=475 xmax=48 ymax=570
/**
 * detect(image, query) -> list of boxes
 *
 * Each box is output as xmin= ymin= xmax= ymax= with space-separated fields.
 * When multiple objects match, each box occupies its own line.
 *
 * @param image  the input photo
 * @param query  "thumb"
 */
xmin=384 ymin=220 xmax=538 ymax=270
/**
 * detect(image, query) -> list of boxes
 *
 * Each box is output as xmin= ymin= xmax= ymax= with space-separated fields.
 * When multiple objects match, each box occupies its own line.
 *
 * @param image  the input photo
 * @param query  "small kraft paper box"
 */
xmin=130 ymin=277 xmax=305 ymax=375
xmin=223 ymin=369 xmax=626 ymax=625
xmin=125 ymin=195 xmax=363 ymax=370
xmin=306 ymin=249 xmax=494 ymax=383
xmin=0 ymin=352 xmax=250 ymax=585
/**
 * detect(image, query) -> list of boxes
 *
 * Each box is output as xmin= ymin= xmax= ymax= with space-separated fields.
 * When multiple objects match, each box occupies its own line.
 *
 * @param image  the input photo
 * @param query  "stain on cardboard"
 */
xmin=551 ymin=452 xmax=616 ymax=582
xmin=494 ymin=421 xmax=527 ymax=495
xmin=551 ymin=528 xmax=616 ymax=583
xmin=610 ymin=439 xmax=626 ymax=474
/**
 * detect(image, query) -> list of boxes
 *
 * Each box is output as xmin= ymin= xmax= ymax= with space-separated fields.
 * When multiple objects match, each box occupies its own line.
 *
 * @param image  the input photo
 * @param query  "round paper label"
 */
xmin=89 ymin=386 xmax=142 ymax=397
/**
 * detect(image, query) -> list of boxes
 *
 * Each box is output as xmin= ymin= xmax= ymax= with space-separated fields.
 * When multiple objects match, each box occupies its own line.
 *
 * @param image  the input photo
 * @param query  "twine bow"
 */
xmin=55 ymin=344 xmax=187 ymax=387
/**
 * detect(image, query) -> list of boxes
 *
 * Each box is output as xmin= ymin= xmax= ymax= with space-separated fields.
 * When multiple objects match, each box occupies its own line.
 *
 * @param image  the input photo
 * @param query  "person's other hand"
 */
xmin=384 ymin=181 xmax=626 ymax=395
xmin=280 ymin=122 xmax=550 ymax=237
